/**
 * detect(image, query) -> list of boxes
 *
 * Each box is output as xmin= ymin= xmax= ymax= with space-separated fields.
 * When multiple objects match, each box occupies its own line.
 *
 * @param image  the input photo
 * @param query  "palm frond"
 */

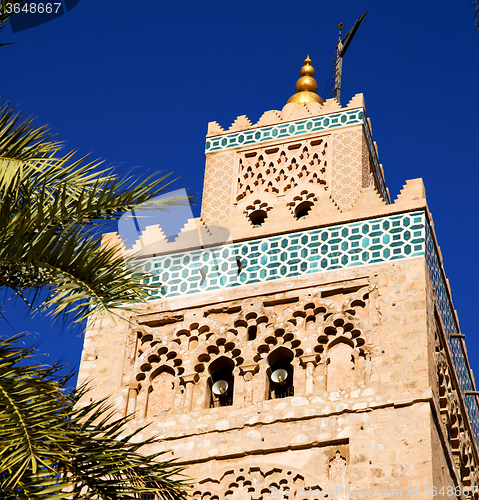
xmin=67 ymin=399 xmax=188 ymax=500
xmin=0 ymin=100 xmax=192 ymax=323
xmin=0 ymin=217 xmax=154 ymax=322
xmin=0 ymin=336 xmax=189 ymax=500
xmin=0 ymin=336 xmax=74 ymax=493
xmin=0 ymin=4 xmax=15 ymax=49
xmin=474 ymin=0 xmax=479 ymax=30
xmin=0 ymin=101 xmax=60 ymax=162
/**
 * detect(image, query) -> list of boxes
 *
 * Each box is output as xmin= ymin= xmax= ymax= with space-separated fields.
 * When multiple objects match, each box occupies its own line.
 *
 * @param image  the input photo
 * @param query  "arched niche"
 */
xmin=146 ymin=366 xmax=175 ymax=418
xmin=208 ymin=356 xmax=235 ymax=408
xmin=326 ymin=339 xmax=355 ymax=392
xmin=267 ymin=346 xmax=294 ymax=399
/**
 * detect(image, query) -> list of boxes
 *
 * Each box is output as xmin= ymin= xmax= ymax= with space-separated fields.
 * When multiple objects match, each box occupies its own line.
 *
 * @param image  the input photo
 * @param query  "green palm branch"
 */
xmin=0 ymin=336 xmax=189 ymax=499
xmin=0 ymin=100 xmax=191 ymax=497
xmin=0 ymin=100 xmax=190 ymax=322
xmin=0 ymin=0 xmax=20 ymax=47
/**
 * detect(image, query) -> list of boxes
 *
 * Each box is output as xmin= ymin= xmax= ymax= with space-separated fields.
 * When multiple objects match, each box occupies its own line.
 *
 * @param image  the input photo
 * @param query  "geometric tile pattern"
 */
xmin=141 ymin=211 xmax=426 ymax=300
xmin=331 ymin=128 xmax=363 ymax=210
xmin=205 ymin=110 xmax=363 ymax=153
xmin=425 ymin=223 xmax=479 ymax=442
xmin=205 ymin=108 xmax=388 ymax=203
xmin=139 ymin=209 xmax=478 ymax=443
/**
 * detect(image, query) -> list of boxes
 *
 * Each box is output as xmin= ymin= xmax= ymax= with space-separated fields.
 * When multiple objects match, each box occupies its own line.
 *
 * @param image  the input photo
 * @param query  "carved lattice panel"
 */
xmin=236 ymin=137 xmax=329 ymax=202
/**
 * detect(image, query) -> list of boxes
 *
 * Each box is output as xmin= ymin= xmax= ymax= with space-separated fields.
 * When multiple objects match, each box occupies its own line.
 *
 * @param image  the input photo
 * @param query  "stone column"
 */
xmin=240 ymin=364 xmax=258 ymax=405
xmin=135 ymin=383 xmax=149 ymax=418
xmin=126 ymin=382 xmax=139 ymax=415
xmin=182 ymin=374 xmax=197 ymax=412
xmin=301 ymin=355 xmax=318 ymax=395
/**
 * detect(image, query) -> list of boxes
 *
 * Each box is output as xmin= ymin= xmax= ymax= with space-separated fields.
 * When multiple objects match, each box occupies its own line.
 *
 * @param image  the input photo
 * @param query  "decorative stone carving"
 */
xmin=237 ymin=137 xmax=328 ymax=202
xmin=193 ymin=466 xmax=324 ymax=500
xmin=329 ymin=451 xmax=347 ymax=481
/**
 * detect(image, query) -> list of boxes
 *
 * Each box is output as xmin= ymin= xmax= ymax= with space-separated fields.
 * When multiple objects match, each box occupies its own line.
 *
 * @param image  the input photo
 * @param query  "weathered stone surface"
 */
xmin=79 ymin=91 xmax=478 ymax=498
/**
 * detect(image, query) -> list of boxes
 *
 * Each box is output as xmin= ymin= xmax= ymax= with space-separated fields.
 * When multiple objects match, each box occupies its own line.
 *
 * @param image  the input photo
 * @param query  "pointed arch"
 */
xmin=326 ymin=340 xmax=356 ymax=392
xmin=207 ymin=355 xmax=235 ymax=408
xmin=146 ymin=365 xmax=176 ymax=418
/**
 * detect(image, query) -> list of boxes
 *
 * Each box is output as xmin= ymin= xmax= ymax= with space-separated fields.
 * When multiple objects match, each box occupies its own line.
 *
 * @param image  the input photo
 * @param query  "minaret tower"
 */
xmin=78 ymin=58 xmax=479 ymax=498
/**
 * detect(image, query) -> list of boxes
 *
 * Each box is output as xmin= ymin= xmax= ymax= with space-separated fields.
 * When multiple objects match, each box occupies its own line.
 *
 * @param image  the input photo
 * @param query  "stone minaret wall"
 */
xmin=78 ymin=86 xmax=479 ymax=498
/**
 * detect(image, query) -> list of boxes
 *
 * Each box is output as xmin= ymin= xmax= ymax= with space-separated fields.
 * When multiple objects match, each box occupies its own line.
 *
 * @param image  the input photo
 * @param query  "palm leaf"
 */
xmin=0 ymin=100 xmax=192 ymax=322
xmin=0 ymin=337 xmax=74 ymax=494
xmin=0 ymin=3 xmax=15 ymax=49
xmin=66 ymin=399 xmax=188 ymax=500
xmin=0 ymin=336 xmax=189 ymax=500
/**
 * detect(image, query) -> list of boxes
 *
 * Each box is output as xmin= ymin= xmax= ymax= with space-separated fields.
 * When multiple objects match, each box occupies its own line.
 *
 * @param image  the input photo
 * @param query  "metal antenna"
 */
xmin=334 ymin=11 xmax=367 ymax=105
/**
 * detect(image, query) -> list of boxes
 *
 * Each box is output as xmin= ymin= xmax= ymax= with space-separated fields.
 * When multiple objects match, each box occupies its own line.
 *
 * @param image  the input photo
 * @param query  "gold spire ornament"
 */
xmin=287 ymin=56 xmax=324 ymax=105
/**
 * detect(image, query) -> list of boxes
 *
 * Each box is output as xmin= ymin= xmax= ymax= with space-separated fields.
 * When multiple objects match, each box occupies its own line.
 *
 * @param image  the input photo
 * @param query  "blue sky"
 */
xmin=1 ymin=0 xmax=479 ymax=386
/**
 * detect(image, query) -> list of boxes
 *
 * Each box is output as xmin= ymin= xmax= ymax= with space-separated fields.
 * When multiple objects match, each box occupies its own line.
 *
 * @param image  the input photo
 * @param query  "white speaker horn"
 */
xmin=271 ymin=368 xmax=288 ymax=384
xmin=212 ymin=379 xmax=228 ymax=395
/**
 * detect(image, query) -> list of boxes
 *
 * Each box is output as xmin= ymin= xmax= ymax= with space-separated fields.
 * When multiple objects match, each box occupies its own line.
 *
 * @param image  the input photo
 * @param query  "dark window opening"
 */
xmin=249 ymin=209 xmax=267 ymax=227
xmin=295 ymin=201 xmax=313 ymax=220
xmin=267 ymin=347 xmax=294 ymax=400
xmin=209 ymin=357 xmax=234 ymax=408
xmin=248 ymin=325 xmax=257 ymax=340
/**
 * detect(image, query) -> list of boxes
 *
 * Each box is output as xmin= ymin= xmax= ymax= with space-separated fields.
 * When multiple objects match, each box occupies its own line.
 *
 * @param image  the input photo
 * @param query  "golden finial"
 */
xmin=287 ymin=56 xmax=324 ymax=105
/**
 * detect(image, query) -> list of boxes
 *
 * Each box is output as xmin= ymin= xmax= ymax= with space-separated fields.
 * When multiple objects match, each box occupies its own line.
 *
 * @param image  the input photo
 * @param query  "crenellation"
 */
xmin=228 ymin=114 xmax=253 ymax=132
xmin=204 ymin=94 xmax=369 ymax=138
xmin=395 ymin=178 xmax=426 ymax=204
xmin=281 ymin=101 xmax=313 ymax=121
xmin=100 ymin=231 xmax=126 ymax=258
xmin=320 ymin=97 xmax=343 ymax=114
xmin=256 ymin=109 xmax=283 ymax=127
xmin=206 ymin=120 xmax=225 ymax=136
xmin=346 ymin=185 xmax=387 ymax=213
xmin=346 ymin=93 xmax=365 ymax=109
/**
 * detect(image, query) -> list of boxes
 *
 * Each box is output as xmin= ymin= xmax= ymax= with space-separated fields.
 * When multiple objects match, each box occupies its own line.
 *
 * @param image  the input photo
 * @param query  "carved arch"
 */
xmin=285 ymin=189 xmax=317 ymax=220
xmin=173 ymin=317 xmax=223 ymax=347
xmin=193 ymin=335 xmax=243 ymax=375
xmin=145 ymin=365 xmax=176 ymax=418
xmin=135 ymin=340 xmax=184 ymax=382
xmin=253 ymin=322 xmax=303 ymax=363
xmin=192 ymin=465 xmax=325 ymax=500
xmin=232 ymin=310 xmax=270 ymax=342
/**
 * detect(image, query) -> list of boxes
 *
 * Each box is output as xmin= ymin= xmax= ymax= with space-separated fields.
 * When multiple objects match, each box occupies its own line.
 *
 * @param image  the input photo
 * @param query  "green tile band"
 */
xmin=205 ymin=109 xmax=364 ymax=153
xmin=140 ymin=211 xmax=426 ymax=300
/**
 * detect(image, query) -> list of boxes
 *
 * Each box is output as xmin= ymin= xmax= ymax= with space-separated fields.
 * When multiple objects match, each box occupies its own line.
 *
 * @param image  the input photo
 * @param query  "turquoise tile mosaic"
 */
xmin=141 ymin=211 xmax=426 ymax=299
xmin=205 ymin=108 xmax=388 ymax=203
xmin=425 ymin=224 xmax=479 ymax=443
